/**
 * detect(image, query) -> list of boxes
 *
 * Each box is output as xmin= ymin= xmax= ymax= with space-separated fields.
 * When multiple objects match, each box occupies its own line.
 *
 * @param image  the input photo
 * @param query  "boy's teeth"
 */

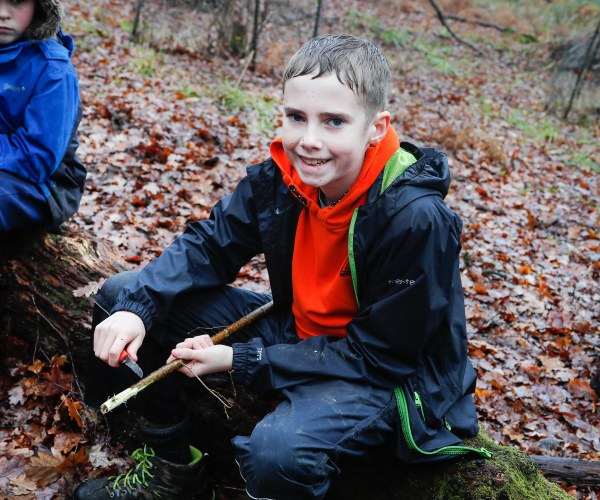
xmin=303 ymin=158 xmax=327 ymax=166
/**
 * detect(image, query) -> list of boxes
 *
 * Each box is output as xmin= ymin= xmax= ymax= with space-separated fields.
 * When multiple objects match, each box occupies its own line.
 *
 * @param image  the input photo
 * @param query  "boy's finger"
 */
xmin=127 ymin=335 xmax=143 ymax=361
xmin=171 ymin=347 xmax=204 ymax=361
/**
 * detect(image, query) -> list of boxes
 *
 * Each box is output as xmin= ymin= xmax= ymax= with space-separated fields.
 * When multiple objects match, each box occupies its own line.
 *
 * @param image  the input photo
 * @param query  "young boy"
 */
xmin=76 ymin=35 xmax=488 ymax=500
xmin=0 ymin=0 xmax=85 ymax=232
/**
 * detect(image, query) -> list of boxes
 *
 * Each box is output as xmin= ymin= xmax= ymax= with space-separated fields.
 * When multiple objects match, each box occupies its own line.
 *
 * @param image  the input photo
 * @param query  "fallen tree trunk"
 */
xmin=532 ymin=456 xmax=600 ymax=488
xmin=0 ymin=227 xmax=581 ymax=499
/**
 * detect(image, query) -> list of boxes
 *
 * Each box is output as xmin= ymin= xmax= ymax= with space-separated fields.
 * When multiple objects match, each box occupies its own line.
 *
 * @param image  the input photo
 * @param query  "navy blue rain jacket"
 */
xmin=114 ymin=143 xmax=481 ymax=453
xmin=0 ymin=30 xmax=80 ymax=221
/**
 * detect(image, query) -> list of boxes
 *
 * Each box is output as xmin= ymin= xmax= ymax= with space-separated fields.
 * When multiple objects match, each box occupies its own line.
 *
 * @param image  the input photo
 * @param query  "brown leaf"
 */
xmin=0 ymin=456 xmax=28 ymax=490
xmin=567 ymin=380 xmax=597 ymax=401
xmin=53 ymin=431 xmax=83 ymax=455
xmin=41 ymin=366 xmax=73 ymax=397
xmin=72 ymin=279 xmax=106 ymax=298
xmin=25 ymin=452 xmax=62 ymax=487
xmin=61 ymin=396 xmax=84 ymax=428
xmin=55 ymin=447 xmax=90 ymax=475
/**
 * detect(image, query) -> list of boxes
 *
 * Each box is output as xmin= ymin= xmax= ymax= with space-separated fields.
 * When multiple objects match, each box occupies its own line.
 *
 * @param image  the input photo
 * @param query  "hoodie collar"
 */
xmin=271 ymin=126 xmax=400 ymax=228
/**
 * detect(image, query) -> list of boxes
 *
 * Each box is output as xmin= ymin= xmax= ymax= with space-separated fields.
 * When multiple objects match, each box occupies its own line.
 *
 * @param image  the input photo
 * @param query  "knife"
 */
xmin=119 ymin=350 xmax=143 ymax=378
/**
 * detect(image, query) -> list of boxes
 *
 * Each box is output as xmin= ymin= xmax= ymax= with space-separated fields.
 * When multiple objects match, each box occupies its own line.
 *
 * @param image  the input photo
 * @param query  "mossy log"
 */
xmin=0 ymin=227 xmax=586 ymax=499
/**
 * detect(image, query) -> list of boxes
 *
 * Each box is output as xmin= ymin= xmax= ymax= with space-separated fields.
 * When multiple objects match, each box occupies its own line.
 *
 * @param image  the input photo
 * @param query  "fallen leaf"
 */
xmin=568 ymin=380 xmax=597 ymax=401
xmin=73 ymin=278 xmax=107 ymax=298
xmin=25 ymin=452 xmax=62 ymax=487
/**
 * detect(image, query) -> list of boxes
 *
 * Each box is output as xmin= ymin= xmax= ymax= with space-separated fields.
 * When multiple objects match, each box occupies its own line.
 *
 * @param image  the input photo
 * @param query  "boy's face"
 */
xmin=0 ymin=0 xmax=35 ymax=45
xmin=282 ymin=73 xmax=389 ymax=202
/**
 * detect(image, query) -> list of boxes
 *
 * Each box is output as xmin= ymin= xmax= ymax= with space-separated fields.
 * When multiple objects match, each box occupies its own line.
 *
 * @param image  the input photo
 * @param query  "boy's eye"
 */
xmin=328 ymin=118 xmax=344 ymax=127
xmin=288 ymin=114 xmax=304 ymax=123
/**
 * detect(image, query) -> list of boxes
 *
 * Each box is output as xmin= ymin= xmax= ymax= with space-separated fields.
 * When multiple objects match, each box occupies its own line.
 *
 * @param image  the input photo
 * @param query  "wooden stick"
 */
xmin=427 ymin=0 xmax=486 ymax=57
xmin=100 ymin=300 xmax=275 ymax=413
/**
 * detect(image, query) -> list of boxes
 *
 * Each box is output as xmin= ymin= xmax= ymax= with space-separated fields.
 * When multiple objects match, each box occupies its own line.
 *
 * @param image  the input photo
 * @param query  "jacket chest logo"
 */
xmin=3 ymin=83 xmax=25 ymax=93
xmin=340 ymin=258 xmax=352 ymax=278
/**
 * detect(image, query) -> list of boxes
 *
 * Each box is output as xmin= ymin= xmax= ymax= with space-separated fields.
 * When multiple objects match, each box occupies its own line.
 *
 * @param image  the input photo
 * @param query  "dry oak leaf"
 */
xmin=53 ymin=430 xmax=83 ymax=455
xmin=568 ymin=379 xmax=597 ymax=401
xmin=55 ymin=447 xmax=90 ymax=475
xmin=88 ymin=444 xmax=126 ymax=468
xmin=539 ymin=355 xmax=565 ymax=371
xmin=0 ymin=455 xmax=27 ymax=490
xmin=25 ymin=452 xmax=62 ymax=487
xmin=9 ymin=473 xmax=38 ymax=494
xmin=35 ymin=482 xmax=60 ymax=500
xmin=41 ymin=366 xmax=73 ymax=397
xmin=61 ymin=395 xmax=84 ymax=428
xmin=73 ymin=279 xmax=106 ymax=298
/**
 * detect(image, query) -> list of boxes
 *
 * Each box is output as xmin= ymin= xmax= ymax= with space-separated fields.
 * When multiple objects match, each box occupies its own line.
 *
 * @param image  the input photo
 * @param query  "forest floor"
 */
xmin=1 ymin=0 xmax=600 ymax=498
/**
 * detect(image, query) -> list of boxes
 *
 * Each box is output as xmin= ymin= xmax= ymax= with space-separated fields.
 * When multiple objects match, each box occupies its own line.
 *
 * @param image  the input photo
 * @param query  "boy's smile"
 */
xmin=0 ymin=0 xmax=35 ymax=45
xmin=282 ymin=73 xmax=389 ymax=203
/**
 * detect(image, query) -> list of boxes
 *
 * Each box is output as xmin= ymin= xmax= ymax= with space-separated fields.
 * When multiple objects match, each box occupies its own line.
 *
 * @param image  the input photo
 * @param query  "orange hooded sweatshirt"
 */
xmin=270 ymin=126 xmax=400 ymax=339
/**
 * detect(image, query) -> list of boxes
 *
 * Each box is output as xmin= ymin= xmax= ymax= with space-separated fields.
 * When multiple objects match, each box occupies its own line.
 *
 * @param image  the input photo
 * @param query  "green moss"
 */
xmin=327 ymin=426 xmax=571 ymax=500
xmin=431 ymin=426 xmax=571 ymax=500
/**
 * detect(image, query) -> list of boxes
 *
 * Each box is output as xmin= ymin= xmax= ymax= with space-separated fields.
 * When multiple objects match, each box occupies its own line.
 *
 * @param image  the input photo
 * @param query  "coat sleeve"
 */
xmin=0 ymin=62 xmax=79 ymax=186
xmin=112 ymin=176 xmax=264 ymax=336
xmin=232 ymin=196 xmax=463 ymax=392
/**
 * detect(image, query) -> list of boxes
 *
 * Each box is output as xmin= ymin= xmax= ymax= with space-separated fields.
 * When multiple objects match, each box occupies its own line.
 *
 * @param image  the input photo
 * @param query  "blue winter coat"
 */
xmin=112 ymin=142 xmax=491 ymax=462
xmin=0 ymin=31 xmax=80 ymax=203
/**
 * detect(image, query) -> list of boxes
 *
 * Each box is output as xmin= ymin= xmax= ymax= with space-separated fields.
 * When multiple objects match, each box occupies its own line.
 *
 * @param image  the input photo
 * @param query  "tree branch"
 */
xmin=427 ymin=0 xmax=486 ymax=57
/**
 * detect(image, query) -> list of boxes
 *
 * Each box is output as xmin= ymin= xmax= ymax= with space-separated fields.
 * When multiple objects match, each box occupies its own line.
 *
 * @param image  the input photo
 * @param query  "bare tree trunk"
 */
xmin=564 ymin=16 xmax=600 ymax=119
xmin=131 ymin=0 xmax=145 ymax=40
xmin=313 ymin=0 xmax=324 ymax=38
xmin=250 ymin=0 xmax=260 ymax=71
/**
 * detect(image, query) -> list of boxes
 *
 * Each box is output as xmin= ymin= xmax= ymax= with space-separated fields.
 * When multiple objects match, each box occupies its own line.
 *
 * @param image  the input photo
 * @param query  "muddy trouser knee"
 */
xmin=83 ymin=271 xmax=296 ymax=425
xmin=233 ymin=379 xmax=399 ymax=500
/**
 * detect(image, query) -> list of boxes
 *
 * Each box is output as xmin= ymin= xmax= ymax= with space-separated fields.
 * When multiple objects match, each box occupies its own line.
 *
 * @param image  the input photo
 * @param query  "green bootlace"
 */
xmin=104 ymin=447 xmax=157 ymax=497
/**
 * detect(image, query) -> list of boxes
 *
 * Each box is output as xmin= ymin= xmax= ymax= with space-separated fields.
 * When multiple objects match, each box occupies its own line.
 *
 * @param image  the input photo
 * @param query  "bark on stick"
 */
xmin=100 ymin=300 xmax=275 ymax=413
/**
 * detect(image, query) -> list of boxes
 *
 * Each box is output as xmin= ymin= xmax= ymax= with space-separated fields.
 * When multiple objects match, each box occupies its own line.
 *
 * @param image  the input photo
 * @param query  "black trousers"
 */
xmin=84 ymin=272 xmax=399 ymax=500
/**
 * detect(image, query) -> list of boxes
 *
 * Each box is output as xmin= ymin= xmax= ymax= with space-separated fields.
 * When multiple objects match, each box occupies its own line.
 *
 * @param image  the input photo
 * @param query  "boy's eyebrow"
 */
xmin=284 ymin=107 xmax=353 ymax=122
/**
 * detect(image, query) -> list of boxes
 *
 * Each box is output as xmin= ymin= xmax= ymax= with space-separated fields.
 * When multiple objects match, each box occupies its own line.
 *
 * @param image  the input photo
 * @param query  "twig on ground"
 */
xmin=445 ymin=14 xmax=509 ymax=33
xmin=427 ymin=0 xmax=486 ymax=57
xmin=234 ymin=50 xmax=255 ymax=88
xmin=31 ymin=294 xmax=83 ymax=396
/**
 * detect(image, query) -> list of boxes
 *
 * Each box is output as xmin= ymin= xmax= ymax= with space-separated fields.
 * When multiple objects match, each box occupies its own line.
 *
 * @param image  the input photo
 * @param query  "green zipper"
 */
xmin=348 ymin=208 xmax=360 ymax=311
xmin=394 ymin=387 xmax=492 ymax=459
xmin=414 ymin=392 xmax=426 ymax=422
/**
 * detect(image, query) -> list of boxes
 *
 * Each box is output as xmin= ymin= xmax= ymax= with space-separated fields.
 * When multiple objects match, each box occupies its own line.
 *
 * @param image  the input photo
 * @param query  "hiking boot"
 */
xmin=73 ymin=446 xmax=209 ymax=500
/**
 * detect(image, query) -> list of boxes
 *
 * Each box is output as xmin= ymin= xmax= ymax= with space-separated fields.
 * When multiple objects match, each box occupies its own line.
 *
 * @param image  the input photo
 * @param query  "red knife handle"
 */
xmin=119 ymin=350 xmax=129 ymax=362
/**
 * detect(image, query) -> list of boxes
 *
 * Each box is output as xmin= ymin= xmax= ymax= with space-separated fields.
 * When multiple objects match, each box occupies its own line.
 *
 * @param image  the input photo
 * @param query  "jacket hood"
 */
xmin=395 ymin=143 xmax=451 ymax=199
xmin=24 ymin=0 xmax=64 ymax=41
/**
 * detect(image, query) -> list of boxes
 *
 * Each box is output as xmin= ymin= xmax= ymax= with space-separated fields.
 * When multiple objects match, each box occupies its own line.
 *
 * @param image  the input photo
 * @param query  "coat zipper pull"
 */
xmin=414 ymin=392 xmax=426 ymax=422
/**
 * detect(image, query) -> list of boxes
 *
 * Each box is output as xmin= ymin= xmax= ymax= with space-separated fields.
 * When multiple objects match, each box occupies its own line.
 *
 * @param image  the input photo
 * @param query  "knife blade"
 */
xmin=119 ymin=350 xmax=143 ymax=378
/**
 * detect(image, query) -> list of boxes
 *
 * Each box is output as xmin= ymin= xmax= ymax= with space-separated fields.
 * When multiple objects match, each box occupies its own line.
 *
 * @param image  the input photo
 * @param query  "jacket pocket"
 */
xmin=393 ymin=383 xmax=492 ymax=462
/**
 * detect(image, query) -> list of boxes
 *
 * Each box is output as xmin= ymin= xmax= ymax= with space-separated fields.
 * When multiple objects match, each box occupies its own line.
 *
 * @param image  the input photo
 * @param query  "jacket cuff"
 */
xmin=231 ymin=343 xmax=250 ymax=385
xmin=111 ymin=300 xmax=153 ymax=332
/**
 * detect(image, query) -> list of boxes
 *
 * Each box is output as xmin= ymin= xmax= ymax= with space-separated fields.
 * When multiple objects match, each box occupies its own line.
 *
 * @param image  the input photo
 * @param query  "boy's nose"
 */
xmin=300 ymin=132 xmax=322 ymax=150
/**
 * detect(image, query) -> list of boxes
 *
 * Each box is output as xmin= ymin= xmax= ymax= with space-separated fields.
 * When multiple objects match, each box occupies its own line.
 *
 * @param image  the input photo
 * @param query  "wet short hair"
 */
xmin=282 ymin=34 xmax=390 ymax=123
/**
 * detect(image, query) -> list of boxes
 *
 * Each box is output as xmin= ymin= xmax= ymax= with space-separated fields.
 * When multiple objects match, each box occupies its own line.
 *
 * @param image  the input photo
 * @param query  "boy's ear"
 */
xmin=368 ymin=111 xmax=391 ymax=145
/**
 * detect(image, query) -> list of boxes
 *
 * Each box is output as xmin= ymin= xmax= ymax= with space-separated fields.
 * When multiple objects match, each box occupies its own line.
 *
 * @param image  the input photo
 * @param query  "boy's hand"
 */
xmin=167 ymin=334 xmax=233 ymax=377
xmin=94 ymin=311 xmax=146 ymax=367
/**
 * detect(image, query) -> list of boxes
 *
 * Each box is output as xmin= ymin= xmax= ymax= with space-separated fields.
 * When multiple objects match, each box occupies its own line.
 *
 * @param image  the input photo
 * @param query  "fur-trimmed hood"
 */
xmin=23 ymin=0 xmax=64 ymax=41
